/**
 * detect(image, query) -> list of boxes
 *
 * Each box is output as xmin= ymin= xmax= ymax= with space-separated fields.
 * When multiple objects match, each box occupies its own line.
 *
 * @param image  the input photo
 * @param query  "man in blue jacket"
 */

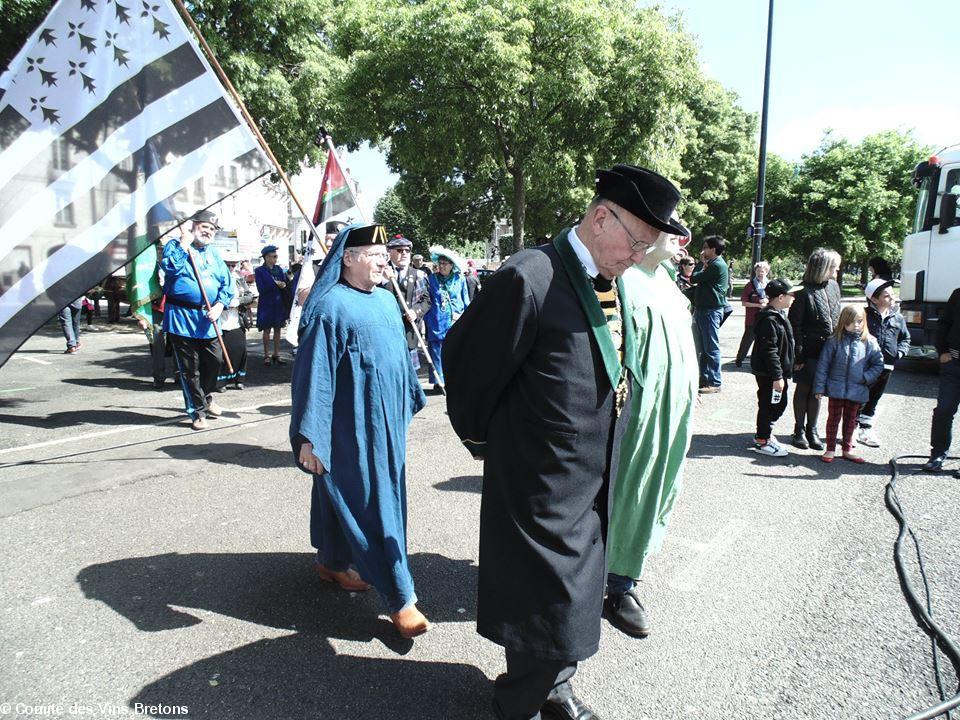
xmin=161 ymin=210 xmax=234 ymax=430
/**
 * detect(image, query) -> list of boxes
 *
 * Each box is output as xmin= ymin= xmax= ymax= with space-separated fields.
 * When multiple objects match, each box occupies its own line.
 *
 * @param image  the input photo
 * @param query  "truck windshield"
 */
xmin=913 ymin=176 xmax=931 ymax=233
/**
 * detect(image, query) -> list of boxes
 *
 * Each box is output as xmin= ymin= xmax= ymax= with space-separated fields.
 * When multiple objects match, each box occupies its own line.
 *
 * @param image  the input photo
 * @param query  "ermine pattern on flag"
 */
xmin=0 ymin=0 xmax=270 ymax=367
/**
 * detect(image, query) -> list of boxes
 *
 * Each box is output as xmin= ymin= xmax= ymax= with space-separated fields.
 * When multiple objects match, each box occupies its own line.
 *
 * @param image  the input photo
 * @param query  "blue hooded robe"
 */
xmin=289 ymin=225 xmax=427 ymax=613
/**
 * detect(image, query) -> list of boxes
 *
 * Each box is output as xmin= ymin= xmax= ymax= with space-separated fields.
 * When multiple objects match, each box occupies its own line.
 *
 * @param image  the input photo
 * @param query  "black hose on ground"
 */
xmin=885 ymin=454 xmax=960 ymax=720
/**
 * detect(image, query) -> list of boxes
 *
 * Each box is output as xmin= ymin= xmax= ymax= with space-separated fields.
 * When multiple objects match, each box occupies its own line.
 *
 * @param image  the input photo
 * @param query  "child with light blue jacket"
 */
xmin=814 ymin=305 xmax=884 ymax=463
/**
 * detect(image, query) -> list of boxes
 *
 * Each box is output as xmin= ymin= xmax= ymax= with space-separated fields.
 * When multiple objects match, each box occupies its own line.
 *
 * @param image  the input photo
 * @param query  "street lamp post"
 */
xmin=750 ymin=0 xmax=775 ymax=267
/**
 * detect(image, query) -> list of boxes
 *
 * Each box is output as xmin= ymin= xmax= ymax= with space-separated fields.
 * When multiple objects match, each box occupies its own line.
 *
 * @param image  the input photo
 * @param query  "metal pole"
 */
xmin=317 ymin=131 xmax=446 ymax=395
xmin=752 ymin=0 xmax=774 ymax=267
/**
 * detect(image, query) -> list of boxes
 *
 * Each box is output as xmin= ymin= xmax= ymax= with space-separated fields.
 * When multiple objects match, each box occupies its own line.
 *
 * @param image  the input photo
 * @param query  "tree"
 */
xmin=2 ymin=0 xmax=344 ymax=175
xmin=330 ymin=0 xmax=701 ymax=250
xmin=373 ymin=185 xmax=427 ymax=255
xmin=678 ymin=78 xmax=758 ymax=252
xmin=1 ymin=0 xmax=50 ymax=69
xmin=784 ymin=130 xmax=930 ymax=276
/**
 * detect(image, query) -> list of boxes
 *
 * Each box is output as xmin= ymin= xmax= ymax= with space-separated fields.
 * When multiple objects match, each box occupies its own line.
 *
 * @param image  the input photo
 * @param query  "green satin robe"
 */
xmin=607 ymin=261 xmax=698 ymax=579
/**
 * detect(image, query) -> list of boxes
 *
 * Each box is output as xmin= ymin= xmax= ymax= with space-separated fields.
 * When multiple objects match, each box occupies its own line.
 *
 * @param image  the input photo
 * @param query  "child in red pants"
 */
xmin=813 ymin=305 xmax=884 ymax=463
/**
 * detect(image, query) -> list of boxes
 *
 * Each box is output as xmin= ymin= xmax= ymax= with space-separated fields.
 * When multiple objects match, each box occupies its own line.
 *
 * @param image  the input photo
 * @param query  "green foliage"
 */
xmin=330 ymin=0 xmax=701 ymax=250
xmin=1 ymin=0 xmax=54 ymax=69
xmin=781 ymin=130 xmax=930 ymax=274
xmin=186 ymin=0 xmax=345 ymax=173
xmin=373 ymin=185 xmax=427 ymax=256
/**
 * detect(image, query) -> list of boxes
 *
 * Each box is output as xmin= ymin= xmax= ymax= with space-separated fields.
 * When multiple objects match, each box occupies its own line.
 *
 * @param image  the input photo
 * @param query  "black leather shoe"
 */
xmin=604 ymin=587 xmax=650 ymax=638
xmin=806 ymin=428 xmax=824 ymax=451
xmin=791 ymin=432 xmax=809 ymax=450
xmin=923 ymin=454 xmax=947 ymax=473
xmin=542 ymin=695 xmax=599 ymax=720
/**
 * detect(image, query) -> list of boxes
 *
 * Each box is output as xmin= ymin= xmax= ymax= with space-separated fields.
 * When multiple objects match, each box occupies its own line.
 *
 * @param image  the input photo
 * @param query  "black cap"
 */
xmin=765 ymin=278 xmax=794 ymax=298
xmin=387 ymin=234 xmax=412 ymax=249
xmin=595 ymin=165 xmax=689 ymax=236
xmin=191 ymin=209 xmax=220 ymax=228
xmin=343 ymin=224 xmax=388 ymax=249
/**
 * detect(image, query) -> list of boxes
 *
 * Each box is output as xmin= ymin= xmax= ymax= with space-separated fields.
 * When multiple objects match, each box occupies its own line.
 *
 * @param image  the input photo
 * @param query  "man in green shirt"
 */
xmin=690 ymin=235 xmax=729 ymax=393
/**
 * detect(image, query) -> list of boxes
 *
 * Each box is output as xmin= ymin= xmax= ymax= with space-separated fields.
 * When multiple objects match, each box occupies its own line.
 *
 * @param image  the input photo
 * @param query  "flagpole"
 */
xmin=317 ymin=130 xmax=446 ymax=395
xmin=170 ymin=0 xmax=328 ymax=257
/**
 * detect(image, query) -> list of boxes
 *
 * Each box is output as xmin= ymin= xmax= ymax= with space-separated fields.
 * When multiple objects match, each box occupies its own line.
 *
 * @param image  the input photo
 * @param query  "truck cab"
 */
xmin=900 ymin=147 xmax=960 ymax=354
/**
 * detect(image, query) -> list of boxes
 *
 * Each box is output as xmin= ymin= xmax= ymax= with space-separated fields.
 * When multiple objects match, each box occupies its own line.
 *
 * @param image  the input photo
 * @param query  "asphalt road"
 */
xmin=0 ymin=308 xmax=958 ymax=720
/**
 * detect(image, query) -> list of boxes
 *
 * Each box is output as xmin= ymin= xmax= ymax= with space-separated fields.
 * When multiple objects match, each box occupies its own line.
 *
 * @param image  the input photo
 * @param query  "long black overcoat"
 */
xmin=443 ymin=233 xmax=638 ymax=661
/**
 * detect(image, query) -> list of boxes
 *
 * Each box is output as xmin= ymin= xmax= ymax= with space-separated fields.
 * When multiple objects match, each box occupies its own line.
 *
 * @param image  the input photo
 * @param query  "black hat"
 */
xmin=326 ymin=221 xmax=347 ymax=234
xmin=343 ymin=224 xmax=388 ymax=249
xmin=191 ymin=209 xmax=220 ymax=228
xmin=387 ymin=234 xmax=412 ymax=249
xmin=765 ymin=278 xmax=794 ymax=298
xmin=595 ymin=165 xmax=689 ymax=237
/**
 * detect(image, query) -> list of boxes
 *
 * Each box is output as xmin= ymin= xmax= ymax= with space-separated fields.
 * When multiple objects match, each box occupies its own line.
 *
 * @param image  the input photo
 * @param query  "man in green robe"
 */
xmin=604 ymin=219 xmax=699 ymax=638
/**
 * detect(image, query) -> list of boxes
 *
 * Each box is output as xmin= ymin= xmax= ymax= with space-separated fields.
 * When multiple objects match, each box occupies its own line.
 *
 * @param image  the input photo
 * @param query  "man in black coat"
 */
xmin=381 ymin=235 xmax=431 ymax=371
xmin=443 ymin=166 xmax=688 ymax=720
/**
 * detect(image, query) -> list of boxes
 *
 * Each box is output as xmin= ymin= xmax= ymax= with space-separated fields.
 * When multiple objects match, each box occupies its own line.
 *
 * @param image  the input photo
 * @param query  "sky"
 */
xmin=341 ymin=0 xmax=960 ymax=209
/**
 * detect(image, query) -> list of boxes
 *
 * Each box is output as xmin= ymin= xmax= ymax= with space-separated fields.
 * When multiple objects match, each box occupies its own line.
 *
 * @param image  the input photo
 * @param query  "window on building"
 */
xmin=194 ymin=178 xmax=204 ymax=199
xmin=55 ymin=202 xmax=75 ymax=227
xmin=51 ymin=138 xmax=70 ymax=171
xmin=216 ymin=166 xmax=226 ymax=185
xmin=230 ymin=166 xmax=238 ymax=186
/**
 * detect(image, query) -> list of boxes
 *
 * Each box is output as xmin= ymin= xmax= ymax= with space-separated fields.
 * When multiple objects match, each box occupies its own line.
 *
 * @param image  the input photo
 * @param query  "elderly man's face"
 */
xmin=590 ymin=203 xmax=656 ymax=278
xmin=343 ymin=245 xmax=389 ymax=290
xmin=389 ymin=246 xmax=411 ymax=269
xmin=192 ymin=221 xmax=217 ymax=245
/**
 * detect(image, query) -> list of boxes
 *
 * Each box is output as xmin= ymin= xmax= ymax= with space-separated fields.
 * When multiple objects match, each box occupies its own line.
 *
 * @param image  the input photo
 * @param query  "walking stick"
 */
xmin=186 ymin=246 xmax=234 ymax=375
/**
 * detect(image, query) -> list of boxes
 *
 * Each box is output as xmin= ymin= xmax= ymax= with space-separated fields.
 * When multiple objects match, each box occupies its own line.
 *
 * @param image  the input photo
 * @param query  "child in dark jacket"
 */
xmin=814 ymin=305 xmax=884 ymax=463
xmin=749 ymin=279 xmax=796 ymax=457
xmin=856 ymin=278 xmax=910 ymax=447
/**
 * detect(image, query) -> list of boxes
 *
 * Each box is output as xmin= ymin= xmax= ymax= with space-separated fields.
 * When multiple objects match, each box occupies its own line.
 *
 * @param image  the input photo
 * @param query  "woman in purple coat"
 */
xmin=254 ymin=245 xmax=290 ymax=365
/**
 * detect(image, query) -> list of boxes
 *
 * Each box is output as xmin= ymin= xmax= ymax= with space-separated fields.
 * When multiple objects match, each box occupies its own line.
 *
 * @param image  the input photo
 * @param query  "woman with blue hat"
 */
xmin=254 ymin=244 xmax=290 ymax=365
xmin=424 ymin=245 xmax=471 ymax=391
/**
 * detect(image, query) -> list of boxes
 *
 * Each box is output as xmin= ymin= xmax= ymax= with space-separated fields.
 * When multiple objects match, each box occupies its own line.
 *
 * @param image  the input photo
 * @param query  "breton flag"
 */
xmin=0 ymin=0 xmax=271 ymax=368
xmin=286 ymin=144 xmax=359 ymax=345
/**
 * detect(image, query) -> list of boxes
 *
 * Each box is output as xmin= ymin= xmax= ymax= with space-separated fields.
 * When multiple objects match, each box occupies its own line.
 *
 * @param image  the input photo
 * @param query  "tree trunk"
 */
xmin=512 ymin=167 xmax=525 ymax=252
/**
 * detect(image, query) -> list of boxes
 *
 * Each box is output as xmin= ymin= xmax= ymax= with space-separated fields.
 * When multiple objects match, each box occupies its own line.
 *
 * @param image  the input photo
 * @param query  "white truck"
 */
xmin=900 ymin=146 xmax=960 ymax=354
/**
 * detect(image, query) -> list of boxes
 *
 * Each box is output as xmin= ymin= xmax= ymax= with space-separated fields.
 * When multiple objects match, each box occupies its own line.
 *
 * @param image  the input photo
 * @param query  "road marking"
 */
xmin=11 ymin=355 xmax=51 ymax=365
xmin=669 ymin=518 xmax=748 ymax=592
xmin=0 ymin=387 xmax=35 ymax=394
xmin=0 ymin=400 xmax=290 ymax=457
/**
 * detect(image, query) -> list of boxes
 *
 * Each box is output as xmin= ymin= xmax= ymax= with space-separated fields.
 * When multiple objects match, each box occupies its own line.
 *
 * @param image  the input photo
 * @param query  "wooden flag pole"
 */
xmin=317 ymin=131 xmax=446 ymax=395
xmin=186 ymin=246 xmax=234 ymax=375
xmin=170 ymin=0 xmax=328 ymax=257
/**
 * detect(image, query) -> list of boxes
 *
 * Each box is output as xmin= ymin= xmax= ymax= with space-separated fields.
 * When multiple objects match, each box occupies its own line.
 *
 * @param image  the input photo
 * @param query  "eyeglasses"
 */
xmin=357 ymin=251 xmax=389 ymax=261
xmin=393 ymin=248 xmax=412 ymax=254
xmin=604 ymin=206 xmax=649 ymax=253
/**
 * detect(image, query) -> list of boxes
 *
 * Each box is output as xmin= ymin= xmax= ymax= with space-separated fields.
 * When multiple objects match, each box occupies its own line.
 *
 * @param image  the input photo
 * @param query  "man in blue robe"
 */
xmin=289 ymin=223 xmax=430 ymax=639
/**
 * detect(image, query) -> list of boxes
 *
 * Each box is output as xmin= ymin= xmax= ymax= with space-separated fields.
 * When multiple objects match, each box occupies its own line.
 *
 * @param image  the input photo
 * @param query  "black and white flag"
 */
xmin=0 ymin=0 xmax=271 ymax=367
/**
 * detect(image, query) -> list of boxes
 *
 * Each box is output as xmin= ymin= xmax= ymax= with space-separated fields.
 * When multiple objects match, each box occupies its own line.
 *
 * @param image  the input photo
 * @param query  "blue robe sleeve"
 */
xmin=160 ymin=239 xmax=190 ymax=275
xmin=290 ymin=313 xmax=344 ymax=474
xmin=459 ymin=275 xmax=471 ymax=309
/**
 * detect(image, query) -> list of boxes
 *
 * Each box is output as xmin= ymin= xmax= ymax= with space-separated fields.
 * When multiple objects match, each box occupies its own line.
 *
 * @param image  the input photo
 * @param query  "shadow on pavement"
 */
xmin=689 ymin=432 xmax=885 ymax=479
xmin=157 ymin=442 xmax=292 ymax=468
xmin=77 ymin=551 xmax=478 ymax=637
xmin=434 ymin=475 xmax=482 ymax=494
xmin=0 ymin=408 xmax=167 ymax=429
xmin=63 ymin=376 xmax=157 ymax=391
xmin=131 ymin=634 xmax=491 ymax=719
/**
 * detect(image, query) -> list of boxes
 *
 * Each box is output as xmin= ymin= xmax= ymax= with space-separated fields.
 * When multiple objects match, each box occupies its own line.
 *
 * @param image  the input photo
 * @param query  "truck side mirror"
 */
xmin=941 ymin=193 xmax=958 ymax=234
